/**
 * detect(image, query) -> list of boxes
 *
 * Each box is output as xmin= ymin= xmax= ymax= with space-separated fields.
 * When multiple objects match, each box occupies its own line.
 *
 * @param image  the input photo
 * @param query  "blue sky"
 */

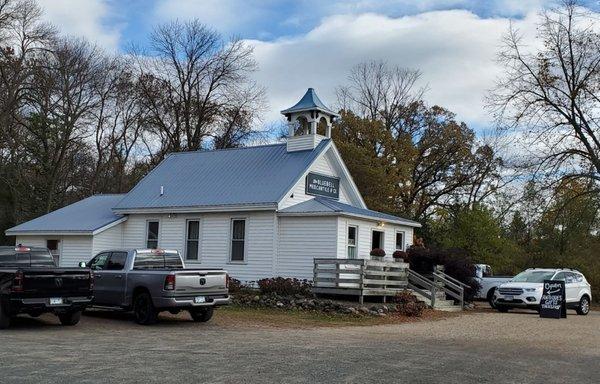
xmin=37 ymin=0 xmax=600 ymax=130
xmin=105 ymin=0 xmax=578 ymax=48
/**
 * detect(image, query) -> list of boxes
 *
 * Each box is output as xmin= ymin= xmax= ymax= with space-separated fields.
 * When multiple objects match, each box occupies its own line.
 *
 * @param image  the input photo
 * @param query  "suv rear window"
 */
xmin=133 ymin=252 xmax=183 ymax=270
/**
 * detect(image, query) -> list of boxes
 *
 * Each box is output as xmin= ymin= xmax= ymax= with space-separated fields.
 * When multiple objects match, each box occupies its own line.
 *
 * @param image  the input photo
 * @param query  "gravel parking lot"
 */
xmin=1 ymin=307 xmax=598 ymax=384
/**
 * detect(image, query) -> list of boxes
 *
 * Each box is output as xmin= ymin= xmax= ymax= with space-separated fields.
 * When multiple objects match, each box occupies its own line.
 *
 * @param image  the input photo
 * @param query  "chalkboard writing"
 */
xmin=305 ymin=173 xmax=340 ymax=199
xmin=539 ymin=280 xmax=567 ymax=319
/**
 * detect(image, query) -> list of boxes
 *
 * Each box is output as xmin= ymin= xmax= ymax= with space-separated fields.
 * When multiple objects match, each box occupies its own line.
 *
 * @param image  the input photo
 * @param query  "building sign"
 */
xmin=305 ymin=172 xmax=340 ymax=199
xmin=539 ymin=280 xmax=567 ymax=319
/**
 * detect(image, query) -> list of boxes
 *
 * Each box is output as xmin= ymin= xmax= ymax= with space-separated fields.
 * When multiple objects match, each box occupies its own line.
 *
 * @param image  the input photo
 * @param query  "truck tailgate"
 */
xmin=21 ymin=268 xmax=91 ymax=298
xmin=174 ymin=270 xmax=227 ymax=294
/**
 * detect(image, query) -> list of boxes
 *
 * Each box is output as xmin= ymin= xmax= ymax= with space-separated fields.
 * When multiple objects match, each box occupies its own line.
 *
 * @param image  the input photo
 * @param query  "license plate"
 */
xmin=504 ymin=296 xmax=514 ymax=301
xmin=194 ymin=296 xmax=206 ymax=304
xmin=49 ymin=298 xmax=63 ymax=306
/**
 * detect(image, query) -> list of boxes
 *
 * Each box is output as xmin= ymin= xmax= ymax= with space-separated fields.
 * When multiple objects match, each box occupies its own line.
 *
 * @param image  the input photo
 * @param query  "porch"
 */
xmin=312 ymin=258 xmax=467 ymax=310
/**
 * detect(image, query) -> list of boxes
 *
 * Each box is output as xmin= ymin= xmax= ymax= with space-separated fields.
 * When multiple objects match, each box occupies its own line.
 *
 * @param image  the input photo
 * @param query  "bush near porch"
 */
xmin=229 ymin=277 xmax=426 ymax=318
xmin=407 ymin=246 xmax=482 ymax=302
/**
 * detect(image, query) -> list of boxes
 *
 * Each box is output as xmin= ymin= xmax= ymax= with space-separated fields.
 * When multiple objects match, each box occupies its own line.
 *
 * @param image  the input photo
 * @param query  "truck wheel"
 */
xmin=189 ymin=307 xmax=214 ymax=323
xmin=0 ymin=304 xmax=10 ymax=329
xmin=576 ymin=296 xmax=590 ymax=316
xmin=58 ymin=311 xmax=82 ymax=326
xmin=487 ymin=288 xmax=497 ymax=309
xmin=133 ymin=292 xmax=158 ymax=325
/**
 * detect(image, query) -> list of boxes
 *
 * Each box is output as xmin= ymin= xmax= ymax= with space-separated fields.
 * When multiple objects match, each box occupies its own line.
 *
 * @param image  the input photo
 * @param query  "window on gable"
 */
xmin=230 ymin=219 xmax=246 ymax=262
xmin=186 ymin=220 xmax=200 ymax=261
xmin=146 ymin=221 xmax=159 ymax=249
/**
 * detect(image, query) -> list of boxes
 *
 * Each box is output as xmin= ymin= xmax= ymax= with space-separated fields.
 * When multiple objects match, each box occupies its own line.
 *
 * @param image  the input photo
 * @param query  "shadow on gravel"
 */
xmin=6 ymin=315 xmax=61 ymax=330
xmin=82 ymin=308 xmax=198 ymax=326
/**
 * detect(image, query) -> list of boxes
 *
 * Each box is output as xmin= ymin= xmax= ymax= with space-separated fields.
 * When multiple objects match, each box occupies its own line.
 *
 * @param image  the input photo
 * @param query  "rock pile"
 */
xmin=232 ymin=292 xmax=398 ymax=317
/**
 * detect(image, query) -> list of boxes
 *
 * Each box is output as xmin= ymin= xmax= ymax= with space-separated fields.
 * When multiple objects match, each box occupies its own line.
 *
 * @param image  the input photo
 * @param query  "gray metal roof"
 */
xmin=279 ymin=197 xmax=421 ymax=227
xmin=6 ymin=194 xmax=126 ymax=235
xmin=113 ymin=141 xmax=331 ymax=212
xmin=281 ymin=88 xmax=340 ymax=117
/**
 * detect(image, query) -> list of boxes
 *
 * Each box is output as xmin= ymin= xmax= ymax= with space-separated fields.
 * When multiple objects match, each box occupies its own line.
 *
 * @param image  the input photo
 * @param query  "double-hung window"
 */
xmin=146 ymin=221 xmax=159 ymax=249
xmin=186 ymin=220 xmax=200 ymax=261
xmin=230 ymin=219 xmax=246 ymax=262
xmin=347 ymin=226 xmax=358 ymax=259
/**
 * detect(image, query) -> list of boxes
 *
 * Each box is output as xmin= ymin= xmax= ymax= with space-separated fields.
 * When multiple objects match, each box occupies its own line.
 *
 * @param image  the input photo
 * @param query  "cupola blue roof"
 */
xmin=281 ymin=88 xmax=340 ymax=117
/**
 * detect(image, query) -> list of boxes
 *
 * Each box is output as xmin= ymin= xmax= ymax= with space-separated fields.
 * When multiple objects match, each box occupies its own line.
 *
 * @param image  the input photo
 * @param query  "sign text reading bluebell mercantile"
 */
xmin=305 ymin=172 xmax=340 ymax=199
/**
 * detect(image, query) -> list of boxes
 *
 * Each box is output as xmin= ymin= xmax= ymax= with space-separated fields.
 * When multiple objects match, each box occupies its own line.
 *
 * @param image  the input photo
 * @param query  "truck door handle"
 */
xmin=95 ymin=274 xmax=102 ymax=278
xmin=115 ymin=275 xmax=122 ymax=279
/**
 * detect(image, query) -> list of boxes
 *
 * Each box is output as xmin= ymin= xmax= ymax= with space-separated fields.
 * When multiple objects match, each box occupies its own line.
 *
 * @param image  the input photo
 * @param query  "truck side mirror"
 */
xmin=79 ymin=261 xmax=87 ymax=268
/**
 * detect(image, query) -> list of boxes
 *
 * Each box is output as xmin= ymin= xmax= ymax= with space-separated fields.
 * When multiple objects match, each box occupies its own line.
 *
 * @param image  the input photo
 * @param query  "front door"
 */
xmin=371 ymin=230 xmax=384 ymax=251
xmin=89 ymin=252 xmax=111 ymax=304
xmin=101 ymin=252 xmax=128 ymax=306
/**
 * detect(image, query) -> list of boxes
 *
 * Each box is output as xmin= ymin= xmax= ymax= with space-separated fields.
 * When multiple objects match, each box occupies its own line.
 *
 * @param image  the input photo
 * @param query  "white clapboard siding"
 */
xmin=60 ymin=236 xmax=93 ymax=267
xmin=286 ymin=134 xmax=324 ymax=152
xmin=280 ymin=148 xmax=353 ymax=209
xmin=276 ymin=216 xmax=337 ymax=280
xmin=336 ymin=217 xmax=414 ymax=261
xmin=16 ymin=235 xmax=93 ymax=267
xmin=92 ymin=223 xmax=124 ymax=257
xmin=16 ymin=236 xmax=46 ymax=248
xmin=198 ymin=212 xmax=275 ymax=282
xmin=120 ymin=212 xmax=276 ymax=282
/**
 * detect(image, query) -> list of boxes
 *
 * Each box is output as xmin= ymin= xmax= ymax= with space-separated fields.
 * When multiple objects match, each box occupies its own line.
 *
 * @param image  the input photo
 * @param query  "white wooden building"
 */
xmin=6 ymin=88 xmax=421 ymax=282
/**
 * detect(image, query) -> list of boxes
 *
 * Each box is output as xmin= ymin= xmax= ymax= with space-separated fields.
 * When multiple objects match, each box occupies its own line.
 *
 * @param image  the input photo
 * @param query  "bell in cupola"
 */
xmin=280 ymin=88 xmax=339 ymax=152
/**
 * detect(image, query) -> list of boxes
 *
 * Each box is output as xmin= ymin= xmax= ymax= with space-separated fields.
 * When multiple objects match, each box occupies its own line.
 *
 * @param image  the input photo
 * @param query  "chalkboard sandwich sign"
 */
xmin=539 ymin=280 xmax=567 ymax=319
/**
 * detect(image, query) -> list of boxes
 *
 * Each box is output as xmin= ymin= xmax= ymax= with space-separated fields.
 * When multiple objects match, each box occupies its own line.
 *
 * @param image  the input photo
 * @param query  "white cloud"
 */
xmin=248 ymin=10 xmax=542 ymax=126
xmin=153 ymin=0 xmax=277 ymax=36
xmin=37 ymin=0 xmax=122 ymax=52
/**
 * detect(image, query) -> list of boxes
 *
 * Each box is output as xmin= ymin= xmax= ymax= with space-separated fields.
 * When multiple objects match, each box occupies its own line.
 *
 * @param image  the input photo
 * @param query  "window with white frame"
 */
xmin=395 ymin=231 xmax=405 ymax=251
xmin=347 ymin=225 xmax=358 ymax=259
xmin=146 ymin=221 xmax=159 ymax=249
xmin=230 ymin=219 xmax=246 ymax=262
xmin=186 ymin=220 xmax=200 ymax=260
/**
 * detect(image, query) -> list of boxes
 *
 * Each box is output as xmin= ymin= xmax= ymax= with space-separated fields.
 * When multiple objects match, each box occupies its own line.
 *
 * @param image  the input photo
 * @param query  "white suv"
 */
xmin=493 ymin=268 xmax=592 ymax=315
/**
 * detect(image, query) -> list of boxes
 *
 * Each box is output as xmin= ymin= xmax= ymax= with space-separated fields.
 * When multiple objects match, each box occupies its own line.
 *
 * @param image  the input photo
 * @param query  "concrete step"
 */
xmin=432 ymin=299 xmax=456 ymax=307
xmin=410 ymin=290 xmax=463 ymax=311
xmin=434 ymin=305 xmax=463 ymax=312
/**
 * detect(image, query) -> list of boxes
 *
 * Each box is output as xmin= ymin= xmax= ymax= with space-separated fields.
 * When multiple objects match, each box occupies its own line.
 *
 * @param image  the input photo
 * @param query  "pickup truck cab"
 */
xmin=473 ymin=264 xmax=513 ymax=306
xmin=0 ymin=245 xmax=93 ymax=329
xmin=493 ymin=268 xmax=592 ymax=315
xmin=88 ymin=249 xmax=229 ymax=325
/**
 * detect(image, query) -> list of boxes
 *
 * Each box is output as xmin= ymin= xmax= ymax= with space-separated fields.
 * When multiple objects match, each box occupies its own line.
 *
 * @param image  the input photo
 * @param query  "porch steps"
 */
xmin=411 ymin=290 xmax=463 ymax=312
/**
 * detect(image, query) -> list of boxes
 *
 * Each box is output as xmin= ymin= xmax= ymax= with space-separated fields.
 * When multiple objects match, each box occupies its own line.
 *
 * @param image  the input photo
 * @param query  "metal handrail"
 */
xmin=433 ymin=273 xmax=462 ymax=291
xmin=435 ymin=271 xmax=470 ymax=290
xmin=433 ymin=273 xmax=464 ymax=309
xmin=407 ymin=269 xmax=436 ymax=307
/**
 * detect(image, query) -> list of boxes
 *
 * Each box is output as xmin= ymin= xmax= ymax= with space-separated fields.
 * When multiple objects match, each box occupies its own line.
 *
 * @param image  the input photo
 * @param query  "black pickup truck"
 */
xmin=0 ymin=245 xmax=93 ymax=329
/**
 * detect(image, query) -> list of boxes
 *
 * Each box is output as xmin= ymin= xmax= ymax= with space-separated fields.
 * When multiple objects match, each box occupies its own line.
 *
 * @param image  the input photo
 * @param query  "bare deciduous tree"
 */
xmin=335 ymin=62 xmax=503 ymax=219
xmin=134 ymin=19 xmax=265 ymax=154
xmin=336 ymin=60 xmax=424 ymax=134
xmin=490 ymin=0 xmax=600 ymax=186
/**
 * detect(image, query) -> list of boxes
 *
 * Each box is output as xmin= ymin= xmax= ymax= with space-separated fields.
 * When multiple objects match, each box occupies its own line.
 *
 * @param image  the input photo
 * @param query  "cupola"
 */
xmin=281 ymin=88 xmax=339 ymax=152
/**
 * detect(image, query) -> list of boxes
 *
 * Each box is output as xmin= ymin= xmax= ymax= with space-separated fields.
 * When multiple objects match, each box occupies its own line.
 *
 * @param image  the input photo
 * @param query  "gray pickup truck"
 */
xmin=87 ymin=249 xmax=229 ymax=325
